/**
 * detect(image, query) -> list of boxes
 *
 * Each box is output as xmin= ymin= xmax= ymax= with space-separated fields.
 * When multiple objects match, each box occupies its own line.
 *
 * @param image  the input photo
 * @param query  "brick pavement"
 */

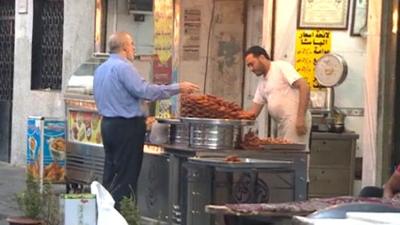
xmin=0 ymin=162 xmax=25 ymax=225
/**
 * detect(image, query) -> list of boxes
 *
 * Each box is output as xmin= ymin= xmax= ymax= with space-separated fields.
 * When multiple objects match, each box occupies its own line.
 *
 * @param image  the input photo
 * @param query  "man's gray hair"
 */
xmin=108 ymin=32 xmax=131 ymax=53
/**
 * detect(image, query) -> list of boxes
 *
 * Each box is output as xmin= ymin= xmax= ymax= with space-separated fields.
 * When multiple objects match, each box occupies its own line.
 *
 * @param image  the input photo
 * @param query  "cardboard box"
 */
xmin=62 ymin=194 xmax=96 ymax=225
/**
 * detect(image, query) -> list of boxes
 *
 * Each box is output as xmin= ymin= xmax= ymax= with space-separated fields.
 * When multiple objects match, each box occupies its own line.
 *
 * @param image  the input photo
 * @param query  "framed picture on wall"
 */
xmin=350 ymin=0 xmax=368 ymax=36
xmin=297 ymin=0 xmax=350 ymax=30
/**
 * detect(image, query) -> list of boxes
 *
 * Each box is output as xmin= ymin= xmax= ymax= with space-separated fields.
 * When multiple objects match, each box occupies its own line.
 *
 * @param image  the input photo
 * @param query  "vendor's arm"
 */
xmin=292 ymin=78 xmax=310 ymax=135
xmin=247 ymin=102 xmax=264 ymax=118
xmin=248 ymin=82 xmax=266 ymax=118
xmin=383 ymin=165 xmax=400 ymax=199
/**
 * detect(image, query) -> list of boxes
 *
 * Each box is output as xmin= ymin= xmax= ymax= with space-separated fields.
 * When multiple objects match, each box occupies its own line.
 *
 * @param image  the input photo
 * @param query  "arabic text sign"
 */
xmin=295 ymin=30 xmax=331 ymax=88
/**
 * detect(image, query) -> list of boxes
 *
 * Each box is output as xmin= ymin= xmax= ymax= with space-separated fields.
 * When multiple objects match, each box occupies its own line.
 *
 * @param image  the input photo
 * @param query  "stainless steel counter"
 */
xmin=163 ymin=144 xmax=309 ymax=225
xmin=137 ymin=152 xmax=170 ymax=224
xmin=312 ymin=131 xmax=359 ymax=140
xmin=188 ymin=157 xmax=292 ymax=170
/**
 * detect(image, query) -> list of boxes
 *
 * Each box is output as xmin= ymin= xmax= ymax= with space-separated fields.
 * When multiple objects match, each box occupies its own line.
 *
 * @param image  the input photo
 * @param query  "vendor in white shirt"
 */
xmin=244 ymin=45 xmax=311 ymax=149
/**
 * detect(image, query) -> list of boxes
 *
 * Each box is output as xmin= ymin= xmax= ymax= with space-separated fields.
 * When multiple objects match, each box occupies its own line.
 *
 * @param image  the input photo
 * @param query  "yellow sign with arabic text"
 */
xmin=154 ymin=0 xmax=173 ymax=64
xmin=295 ymin=30 xmax=331 ymax=88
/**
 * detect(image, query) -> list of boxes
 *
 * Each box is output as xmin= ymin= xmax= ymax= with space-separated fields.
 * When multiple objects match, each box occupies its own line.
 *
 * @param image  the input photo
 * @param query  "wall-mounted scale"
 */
xmin=313 ymin=53 xmax=348 ymax=132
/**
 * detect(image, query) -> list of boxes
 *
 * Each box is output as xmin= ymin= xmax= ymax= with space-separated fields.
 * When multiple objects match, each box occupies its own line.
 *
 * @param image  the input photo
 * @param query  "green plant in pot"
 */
xmin=7 ymin=173 xmax=43 ymax=225
xmin=119 ymin=191 xmax=141 ymax=225
xmin=40 ymin=182 xmax=60 ymax=225
xmin=6 ymin=174 xmax=59 ymax=225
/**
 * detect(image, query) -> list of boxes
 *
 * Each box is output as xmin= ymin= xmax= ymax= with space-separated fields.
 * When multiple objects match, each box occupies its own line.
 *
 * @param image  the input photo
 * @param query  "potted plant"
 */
xmin=7 ymin=173 xmax=43 ymax=225
xmin=6 ymin=174 xmax=59 ymax=225
xmin=119 ymin=193 xmax=141 ymax=225
xmin=40 ymin=182 xmax=60 ymax=225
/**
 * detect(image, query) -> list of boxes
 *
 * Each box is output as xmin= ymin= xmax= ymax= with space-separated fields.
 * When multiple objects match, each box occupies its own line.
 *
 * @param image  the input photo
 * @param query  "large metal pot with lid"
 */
xmin=181 ymin=117 xmax=255 ymax=150
xmin=157 ymin=118 xmax=189 ymax=145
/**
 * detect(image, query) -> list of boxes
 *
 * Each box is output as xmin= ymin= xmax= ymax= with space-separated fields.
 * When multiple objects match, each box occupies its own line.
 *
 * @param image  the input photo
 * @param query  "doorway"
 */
xmin=0 ymin=0 xmax=15 ymax=162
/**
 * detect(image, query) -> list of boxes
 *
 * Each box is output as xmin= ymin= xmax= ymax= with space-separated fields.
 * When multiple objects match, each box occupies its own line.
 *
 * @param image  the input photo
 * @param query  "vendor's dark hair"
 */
xmin=244 ymin=46 xmax=270 ymax=60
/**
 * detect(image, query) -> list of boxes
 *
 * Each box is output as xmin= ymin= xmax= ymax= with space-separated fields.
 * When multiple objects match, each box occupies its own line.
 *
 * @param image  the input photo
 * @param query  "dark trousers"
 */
xmin=101 ymin=116 xmax=146 ymax=209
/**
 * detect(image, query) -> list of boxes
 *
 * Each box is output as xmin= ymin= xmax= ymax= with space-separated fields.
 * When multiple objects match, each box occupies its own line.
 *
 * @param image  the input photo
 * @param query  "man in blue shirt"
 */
xmin=93 ymin=31 xmax=198 ymax=209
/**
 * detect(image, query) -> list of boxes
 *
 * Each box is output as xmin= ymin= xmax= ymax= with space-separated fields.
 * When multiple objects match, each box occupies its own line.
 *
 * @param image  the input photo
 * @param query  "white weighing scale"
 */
xmin=313 ymin=53 xmax=348 ymax=132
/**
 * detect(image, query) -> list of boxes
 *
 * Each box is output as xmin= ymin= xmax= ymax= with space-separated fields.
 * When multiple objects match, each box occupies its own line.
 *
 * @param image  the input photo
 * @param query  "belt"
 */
xmin=102 ymin=116 xmax=145 ymax=120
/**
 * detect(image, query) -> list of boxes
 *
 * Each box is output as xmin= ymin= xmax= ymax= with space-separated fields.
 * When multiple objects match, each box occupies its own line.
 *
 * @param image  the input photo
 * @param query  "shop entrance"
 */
xmin=0 ymin=0 xmax=15 ymax=162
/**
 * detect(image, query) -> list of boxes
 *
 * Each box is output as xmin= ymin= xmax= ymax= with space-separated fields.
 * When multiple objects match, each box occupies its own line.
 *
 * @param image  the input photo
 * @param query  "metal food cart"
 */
xmin=156 ymin=118 xmax=308 ymax=225
xmin=64 ymin=55 xmax=106 ymax=190
xmin=63 ymin=58 xmax=309 ymax=225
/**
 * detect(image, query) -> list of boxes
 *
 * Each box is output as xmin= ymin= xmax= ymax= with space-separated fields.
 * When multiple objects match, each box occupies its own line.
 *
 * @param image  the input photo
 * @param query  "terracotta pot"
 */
xmin=6 ymin=216 xmax=42 ymax=225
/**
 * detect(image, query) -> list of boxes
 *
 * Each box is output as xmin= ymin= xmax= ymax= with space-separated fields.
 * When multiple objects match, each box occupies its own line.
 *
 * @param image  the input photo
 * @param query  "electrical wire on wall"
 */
xmin=113 ymin=0 xmax=118 ymax=33
xmin=203 ymin=0 xmax=216 ymax=94
xmin=267 ymin=0 xmax=276 ymax=137
xmin=240 ymin=0 xmax=247 ymax=108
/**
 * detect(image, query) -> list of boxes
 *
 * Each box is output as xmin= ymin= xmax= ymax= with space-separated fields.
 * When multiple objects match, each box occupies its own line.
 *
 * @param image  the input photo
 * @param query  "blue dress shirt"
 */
xmin=93 ymin=54 xmax=179 ymax=118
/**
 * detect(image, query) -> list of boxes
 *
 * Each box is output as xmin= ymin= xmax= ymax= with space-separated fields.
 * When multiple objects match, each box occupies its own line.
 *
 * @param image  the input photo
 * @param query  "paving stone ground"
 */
xmin=0 ymin=162 xmax=25 ymax=225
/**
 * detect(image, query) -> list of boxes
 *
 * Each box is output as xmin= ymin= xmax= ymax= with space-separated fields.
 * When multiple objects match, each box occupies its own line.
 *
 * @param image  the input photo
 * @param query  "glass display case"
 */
xmin=63 ymin=55 xmax=107 ymax=186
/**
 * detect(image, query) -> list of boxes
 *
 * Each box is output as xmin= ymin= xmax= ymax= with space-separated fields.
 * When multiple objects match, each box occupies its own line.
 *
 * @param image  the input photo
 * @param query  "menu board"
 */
xmin=68 ymin=110 xmax=102 ymax=145
xmin=182 ymin=8 xmax=201 ymax=61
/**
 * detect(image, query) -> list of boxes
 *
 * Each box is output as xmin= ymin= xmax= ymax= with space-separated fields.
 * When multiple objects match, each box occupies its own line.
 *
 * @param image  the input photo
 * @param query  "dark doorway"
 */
xmin=0 ymin=0 xmax=15 ymax=162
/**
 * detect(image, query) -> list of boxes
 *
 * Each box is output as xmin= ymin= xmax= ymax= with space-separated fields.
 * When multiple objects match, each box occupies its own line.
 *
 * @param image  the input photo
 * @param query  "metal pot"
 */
xmin=330 ymin=123 xmax=345 ymax=133
xmin=331 ymin=109 xmax=346 ymax=133
xmin=169 ymin=122 xmax=189 ymax=145
xmin=189 ymin=123 xmax=239 ymax=149
xmin=156 ymin=118 xmax=189 ymax=145
xmin=181 ymin=117 xmax=254 ymax=150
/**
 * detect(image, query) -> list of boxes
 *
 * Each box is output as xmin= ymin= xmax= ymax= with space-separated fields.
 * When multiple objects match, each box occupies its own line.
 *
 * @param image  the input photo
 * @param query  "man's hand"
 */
xmin=295 ymin=116 xmax=307 ymax=136
xmin=383 ymin=185 xmax=395 ymax=199
xmin=179 ymin=82 xmax=199 ymax=94
xmin=238 ymin=111 xmax=256 ymax=120
xmin=383 ymin=168 xmax=400 ymax=199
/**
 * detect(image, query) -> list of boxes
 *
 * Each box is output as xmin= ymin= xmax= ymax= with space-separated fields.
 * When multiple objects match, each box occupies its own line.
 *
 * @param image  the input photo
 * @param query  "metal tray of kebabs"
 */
xmin=156 ymin=118 xmax=183 ymax=124
xmin=261 ymin=143 xmax=306 ymax=151
xmin=188 ymin=156 xmax=292 ymax=169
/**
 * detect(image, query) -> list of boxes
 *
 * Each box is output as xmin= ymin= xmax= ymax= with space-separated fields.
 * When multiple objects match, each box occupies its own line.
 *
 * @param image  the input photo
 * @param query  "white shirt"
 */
xmin=253 ymin=60 xmax=311 ymax=147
